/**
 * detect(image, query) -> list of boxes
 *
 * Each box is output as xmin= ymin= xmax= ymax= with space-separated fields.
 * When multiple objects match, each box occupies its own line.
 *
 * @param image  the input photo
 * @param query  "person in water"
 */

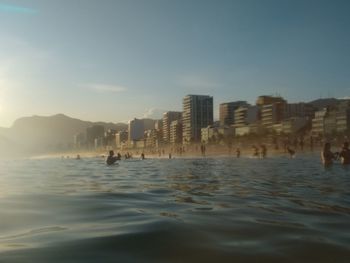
xmin=236 ymin=148 xmax=241 ymax=158
xmin=339 ymin=142 xmax=350 ymax=165
xmin=106 ymin=150 xmax=118 ymax=165
xmin=321 ymin=142 xmax=336 ymax=166
xmin=252 ymin=145 xmax=259 ymax=157
xmin=260 ymin=145 xmax=267 ymax=158
xmin=287 ymin=147 xmax=295 ymax=158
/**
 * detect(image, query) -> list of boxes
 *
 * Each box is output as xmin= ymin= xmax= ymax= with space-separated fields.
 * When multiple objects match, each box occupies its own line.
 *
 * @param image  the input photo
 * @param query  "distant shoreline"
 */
xmin=31 ymin=145 xmax=323 ymax=160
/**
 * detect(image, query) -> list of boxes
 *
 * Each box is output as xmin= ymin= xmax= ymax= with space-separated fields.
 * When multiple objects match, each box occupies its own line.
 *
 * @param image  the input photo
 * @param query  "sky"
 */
xmin=0 ymin=0 xmax=349 ymax=127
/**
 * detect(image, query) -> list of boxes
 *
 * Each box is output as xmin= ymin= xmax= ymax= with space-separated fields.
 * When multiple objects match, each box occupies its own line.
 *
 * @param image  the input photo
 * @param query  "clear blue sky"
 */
xmin=0 ymin=0 xmax=349 ymax=127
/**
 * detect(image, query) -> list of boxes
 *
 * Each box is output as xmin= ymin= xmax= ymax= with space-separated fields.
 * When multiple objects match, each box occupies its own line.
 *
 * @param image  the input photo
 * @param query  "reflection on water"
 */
xmin=0 ymin=155 xmax=349 ymax=262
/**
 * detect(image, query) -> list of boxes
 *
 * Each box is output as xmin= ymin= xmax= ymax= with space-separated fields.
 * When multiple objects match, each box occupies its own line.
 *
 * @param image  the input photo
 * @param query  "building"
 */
xmin=104 ymin=129 xmax=117 ymax=149
xmin=256 ymin=95 xmax=286 ymax=106
xmin=235 ymin=124 xmax=259 ymax=136
xmin=170 ymin=120 xmax=183 ymax=144
xmin=94 ymin=137 xmax=104 ymax=149
xmin=219 ymin=101 xmax=248 ymax=126
xmin=312 ymin=108 xmax=328 ymax=136
xmin=201 ymin=125 xmax=235 ymax=143
xmin=143 ymin=119 xmax=156 ymax=131
xmin=183 ymin=95 xmax=213 ymax=144
xmin=128 ymin=118 xmax=145 ymax=142
xmin=261 ymin=103 xmax=286 ymax=129
xmin=272 ymin=117 xmax=309 ymax=134
xmin=284 ymin=103 xmax=315 ymax=119
xmin=144 ymin=129 xmax=157 ymax=148
xmin=201 ymin=126 xmax=214 ymax=143
xmin=162 ymin=111 xmax=182 ymax=143
xmin=258 ymin=96 xmax=287 ymax=129
xmin=324 ymin=110 xmax=337 ymax=135
xmin=86 ymin=125 xmax=104 ymax=148
xmin=73 ymin=132 xmax=85 ymax=149
xmin=115 ymin=130 xmax=128 ymax=149
xmin=336 ymin=100 xmax=350 ymax=133
xmin=234 ymin=105 xmax=259 ymax=127
xmin=311 ymin=101 xmax=350 ymax=137
xmin=155 ymin=119 xmax=163 ymax=131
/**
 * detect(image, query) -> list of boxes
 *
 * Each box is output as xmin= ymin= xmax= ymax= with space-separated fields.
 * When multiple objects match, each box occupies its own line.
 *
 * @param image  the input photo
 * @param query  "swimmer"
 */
xmin=321 ymin=142 xmax=336 ymax=166
xmin=106 ymin=150 xmax=118 ymax=165
xmin=339 ymin=142 xmax=350 ymax=165
xmin=236 ymin=148 xmax=241 ymax=158
xmin=287 ymin=147 xmax=295 ymax=158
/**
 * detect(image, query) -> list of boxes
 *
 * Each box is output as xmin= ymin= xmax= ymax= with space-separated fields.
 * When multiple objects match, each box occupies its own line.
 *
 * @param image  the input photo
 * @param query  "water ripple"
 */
xmin=0 ymin=155 xmax=349 ymax=262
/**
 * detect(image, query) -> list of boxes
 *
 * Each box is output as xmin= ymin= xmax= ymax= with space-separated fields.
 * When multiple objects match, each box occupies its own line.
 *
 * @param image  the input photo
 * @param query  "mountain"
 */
xmin=0 ymin=114 xmax=127 ymax=157
xmin=308 ymin=98 xmax=340 ymax=110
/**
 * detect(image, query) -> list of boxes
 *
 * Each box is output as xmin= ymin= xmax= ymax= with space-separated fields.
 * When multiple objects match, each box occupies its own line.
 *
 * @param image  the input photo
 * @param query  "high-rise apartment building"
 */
xmin=219 ymin=101 xmax=248 ymax=126
xmin=128 ymin=118 xmax=144 ymax=142
xmin=284 ymin=103 xmax=315 ymax=119
xmin=312 ymin=101 xmax=350 ymax=136
xmin=162 ymin=111 xmax=182 ymax=143
xmin=182 ymin=95 xmax=213 ymax=143
xmin=234 ymin=105 xmax=259 ymax=127
xmin=170 ymin=120 xmax=183 ymax=144
xmin=115 ymin=130 xmax=128 ymax=148
xmin=257 ymin=96 xmax=287 ymax=129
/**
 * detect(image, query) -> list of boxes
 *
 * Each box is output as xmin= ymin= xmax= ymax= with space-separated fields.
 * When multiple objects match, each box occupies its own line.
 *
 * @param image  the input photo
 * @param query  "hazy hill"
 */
xmin=0 ymin=114 xmax=127 ymax=156
xmin=308 ymin=98 xmax=340 ymax=110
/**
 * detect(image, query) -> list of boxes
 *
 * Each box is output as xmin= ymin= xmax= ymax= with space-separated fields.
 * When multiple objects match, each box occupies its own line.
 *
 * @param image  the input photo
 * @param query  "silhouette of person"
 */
xmin=236 ymin=148 xmax=241 ymax=158
xmin=287 ymin=147 xmax=296 ymax=158
xmin=339 ymin=142 xmax=350 ymax=165
xmin=106 ymin=150 xmax=118 ymax=165
xmin=321 ymin=142 xmax=336 ymax=166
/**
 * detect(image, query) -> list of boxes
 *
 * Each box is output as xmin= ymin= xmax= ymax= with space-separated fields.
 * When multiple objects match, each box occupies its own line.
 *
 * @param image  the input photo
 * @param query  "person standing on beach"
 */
xmin=339 ymin=142 xmax=350 ymax=165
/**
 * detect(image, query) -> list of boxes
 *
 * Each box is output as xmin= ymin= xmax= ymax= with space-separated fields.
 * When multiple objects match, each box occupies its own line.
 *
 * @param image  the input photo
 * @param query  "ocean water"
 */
xmin=0 ymin=154 xmax=349 ymax=263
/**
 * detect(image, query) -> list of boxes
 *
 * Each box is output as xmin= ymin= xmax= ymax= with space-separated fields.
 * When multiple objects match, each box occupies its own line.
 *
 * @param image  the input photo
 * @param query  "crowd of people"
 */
xmin=72 ymin=139 xmax=350 ymax=167
xmin=321 ymin=142 xmax=350 ymax=166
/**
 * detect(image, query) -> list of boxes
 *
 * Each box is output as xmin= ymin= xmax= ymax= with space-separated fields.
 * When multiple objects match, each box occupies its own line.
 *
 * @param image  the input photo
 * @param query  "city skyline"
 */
xmin=1 ymin=0 xmax=350 ymax=127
